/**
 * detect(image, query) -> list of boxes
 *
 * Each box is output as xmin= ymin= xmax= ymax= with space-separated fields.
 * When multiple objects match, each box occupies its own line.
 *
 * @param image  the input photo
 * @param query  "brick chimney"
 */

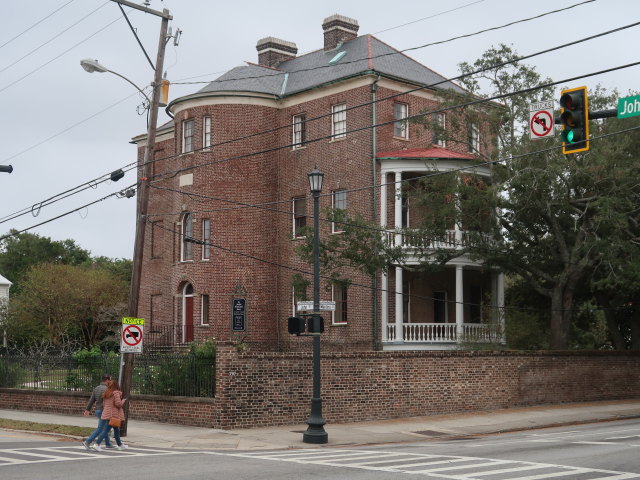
xmin=322 ymin=14 xmax=359 ymax=51
xmin=256 ymin=37 xmax=298 ymax=68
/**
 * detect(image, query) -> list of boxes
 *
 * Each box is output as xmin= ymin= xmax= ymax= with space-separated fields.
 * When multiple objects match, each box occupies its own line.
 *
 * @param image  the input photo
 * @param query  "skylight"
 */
xmin=328 ymin=51 xmax=347 ymax=65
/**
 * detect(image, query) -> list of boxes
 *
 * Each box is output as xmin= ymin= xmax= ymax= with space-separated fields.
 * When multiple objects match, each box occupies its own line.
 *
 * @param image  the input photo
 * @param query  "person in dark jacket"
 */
xmin=81 ymin=374 xmax=114 ymax=449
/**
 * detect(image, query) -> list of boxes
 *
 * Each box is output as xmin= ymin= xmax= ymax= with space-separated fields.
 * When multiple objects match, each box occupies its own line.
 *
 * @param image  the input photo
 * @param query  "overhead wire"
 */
xmin=0 ymin=0 xmax=76 ymax=51
xmin=0 ymin=1 xmax=110 ymax=75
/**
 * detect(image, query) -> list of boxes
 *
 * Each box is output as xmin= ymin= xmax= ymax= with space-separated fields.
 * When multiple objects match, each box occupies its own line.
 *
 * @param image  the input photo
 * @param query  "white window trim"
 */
xmin=182 ymin=119 xmax=194 ymax=153
xmin=331 ymin=104 xmax=347 ymax=139
xmin=292 ymin=114 xmax=306 ymax=149
xmin=201 ymin=218 xmax=211 ymax=261
xmin=394 ymin=103 xmax=409 ymax=139
xmin=468 ymin=123 xmax=480 ymax=153
xmin=203 ymin=116 xmax=211 ymax=150
xmin=332 ymin=284 xmax=348 ymax=325
xmin=180 ymin=213 xmax=194 ymax=262
xmin=331 ymin=190 xmax=347 ymax=233
xmin=201 ymin=294 xmax=209 ymax=326
xmin=433 ymin=113 xmax=446 ymax=148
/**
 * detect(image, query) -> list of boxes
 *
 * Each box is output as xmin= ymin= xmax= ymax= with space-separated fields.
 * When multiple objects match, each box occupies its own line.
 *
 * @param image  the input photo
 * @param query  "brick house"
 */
xmin=132 ymin=14 xmax=504 ymax=352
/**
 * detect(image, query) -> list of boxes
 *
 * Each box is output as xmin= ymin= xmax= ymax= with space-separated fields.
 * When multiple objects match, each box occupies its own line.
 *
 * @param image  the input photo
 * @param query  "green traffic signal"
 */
xmin=560 ymin=86 xmax=589 ymax=153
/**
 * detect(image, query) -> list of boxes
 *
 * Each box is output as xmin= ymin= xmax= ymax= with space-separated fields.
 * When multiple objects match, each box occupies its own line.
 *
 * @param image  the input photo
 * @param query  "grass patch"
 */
xmin=0 ymin=418 xmax=93 ymax=437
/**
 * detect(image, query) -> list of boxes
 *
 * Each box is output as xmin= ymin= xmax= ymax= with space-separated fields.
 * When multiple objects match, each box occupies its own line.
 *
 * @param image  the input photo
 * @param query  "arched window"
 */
xmin=181 ymin=212 xmax=193 ymax=261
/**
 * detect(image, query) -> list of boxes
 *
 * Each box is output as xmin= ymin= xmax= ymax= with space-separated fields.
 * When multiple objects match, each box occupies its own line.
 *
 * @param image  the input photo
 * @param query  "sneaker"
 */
xmin=81 ymin=440 xmax=90 ymax=450
xmin=94 ymin=444 xmax=103 ymax=452
xmin=116 ymin=444 xmax=128 ymax=450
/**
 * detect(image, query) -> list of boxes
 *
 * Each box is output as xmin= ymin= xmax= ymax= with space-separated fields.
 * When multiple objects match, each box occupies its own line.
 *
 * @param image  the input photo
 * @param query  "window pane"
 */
xmin=182 ymin=213 xmax=193 ymax=260
xmin=332 ymin=104 xmax=346 ymax=138
xmin=202 ymin=219 xmax=211 ymax=260
xmin=183 ymin=120 xmax=194 ymax=153
xmin=433 ymin=114 xmax=445 ymax=147
xmin=333 ymin=284 xmax=348 ymax=323
xmin=203 ymin=116 xmax=211 ymax=149
xmin=293 ymin=114 xmax=306 ymax=148
xmin=293 ymin=197 xmax=306 ymax=236
xmin=201 ymin=294 xmax=209 ymax=325
xmin=332 ymin=190 xmax=347 ymax=233
xmin=394 ymin=103 xmax=408 ymax=138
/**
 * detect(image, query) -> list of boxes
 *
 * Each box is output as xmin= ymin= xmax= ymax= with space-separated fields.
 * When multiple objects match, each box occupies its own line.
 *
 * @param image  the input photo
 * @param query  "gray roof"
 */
xmin=193 ymin=35 xmax=465 ymax=99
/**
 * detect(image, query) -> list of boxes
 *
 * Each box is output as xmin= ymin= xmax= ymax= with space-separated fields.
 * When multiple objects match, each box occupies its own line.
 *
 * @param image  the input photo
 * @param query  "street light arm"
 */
xmin=106 ymin=69 xmax=151 ymax=104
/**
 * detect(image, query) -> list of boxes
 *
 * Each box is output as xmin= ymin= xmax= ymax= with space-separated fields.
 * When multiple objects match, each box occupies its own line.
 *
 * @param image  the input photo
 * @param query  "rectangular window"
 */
xmin=331 ymin=104 xmax=347 ymax=139
xmin=432 ymin=113 xmax=445 ymax=147
xmin=293 ymin=197 xmax=307 ymax=238
xmin=203 ymin=116 xmax=211 ymax=150
xmin=201 ymin=294 xmax=209 ymax=326
xmin=181 ymin=213 xmax=193 ymax=261
xmin=394 ymin=103 xmax=409 ymax=139
xmin=202 ymin=219 xmax=211 ymax=260
xmin=433 ymin=291 xmax=447 ymax=323
xmin=468 ymin=123 xmax=480 ymax=153
xmin=332 ymin=190 xmax=347 ymax=233
xmin=332 ymin=284 xmax=348 ymax=324
xmin=182 ymin=119 xmax=194 ymax=153
xmin=292 ymin=114 xmax=306 ymax=149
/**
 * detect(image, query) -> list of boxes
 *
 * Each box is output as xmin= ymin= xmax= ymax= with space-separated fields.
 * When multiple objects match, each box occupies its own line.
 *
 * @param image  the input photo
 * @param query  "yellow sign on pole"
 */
xmin=122 ymin=317 xmax=145 ymax=326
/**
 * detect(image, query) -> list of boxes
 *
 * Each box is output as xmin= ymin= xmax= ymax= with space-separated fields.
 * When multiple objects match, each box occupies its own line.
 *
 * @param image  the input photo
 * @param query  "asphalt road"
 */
xmin=2 ymin=419 xmax=639 ymax=479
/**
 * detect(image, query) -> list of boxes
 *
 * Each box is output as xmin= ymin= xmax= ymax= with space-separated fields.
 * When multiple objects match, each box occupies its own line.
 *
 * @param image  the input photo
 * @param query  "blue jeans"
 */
xmin=96 ymin=422 xmax=122 ymax=447
xmin=86 ymin=410 xmax=112 ymax=446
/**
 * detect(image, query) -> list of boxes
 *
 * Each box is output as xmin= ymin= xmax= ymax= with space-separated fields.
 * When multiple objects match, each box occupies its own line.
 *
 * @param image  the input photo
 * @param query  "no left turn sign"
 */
xmin=529 ymin=100 xmax=555 ymax=140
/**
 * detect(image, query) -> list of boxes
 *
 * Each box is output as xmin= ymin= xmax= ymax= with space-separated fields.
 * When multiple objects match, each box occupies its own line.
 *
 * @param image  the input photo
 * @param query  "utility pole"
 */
xmin=112 ymin=0 xmax=172 ymax=436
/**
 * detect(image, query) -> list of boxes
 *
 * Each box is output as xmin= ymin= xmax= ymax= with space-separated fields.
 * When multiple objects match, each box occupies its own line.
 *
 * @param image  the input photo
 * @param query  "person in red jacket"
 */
xmin=94 ymin=379 xmax=127 ymax=451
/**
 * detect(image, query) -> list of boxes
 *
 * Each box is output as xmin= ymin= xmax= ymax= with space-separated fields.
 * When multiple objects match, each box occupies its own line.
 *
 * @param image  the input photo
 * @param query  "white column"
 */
xmin=395 ymin=266 xmax=404 ymax=342
xmin=380 ymin=173 xmax=389 ymax=342
xmin=381 ymin=270 xmax=389 ymax=341
xmin=394 ymin=171 xmax=403 ymax=246
xmin=455 ymin=265 xmax=464 ymax=341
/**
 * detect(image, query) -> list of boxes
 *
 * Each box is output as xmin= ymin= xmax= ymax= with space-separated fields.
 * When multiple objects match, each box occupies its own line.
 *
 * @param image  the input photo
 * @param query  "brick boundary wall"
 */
xmin=2 ymin=346 xmax=639 ymax=429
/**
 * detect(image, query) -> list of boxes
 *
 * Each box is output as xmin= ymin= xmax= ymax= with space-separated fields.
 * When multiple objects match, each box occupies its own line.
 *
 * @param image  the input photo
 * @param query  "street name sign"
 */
xmin=618 ymin=95 xmax=640 ymax=119
xmin=121 ymin=317 xmax=144 ymax=353
xmin=296 ymin=300 xmax=336 ymax=311
xmin=529 ymin=100 xmax=555 ymax=140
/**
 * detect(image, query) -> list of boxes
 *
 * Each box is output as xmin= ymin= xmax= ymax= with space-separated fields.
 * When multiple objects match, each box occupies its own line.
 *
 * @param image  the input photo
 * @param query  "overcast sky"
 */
xmin=0 ymin=0 xmax=638 ymax=261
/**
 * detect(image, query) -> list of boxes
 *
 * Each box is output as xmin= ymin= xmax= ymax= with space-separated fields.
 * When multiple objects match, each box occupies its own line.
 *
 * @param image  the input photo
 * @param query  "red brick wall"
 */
xmin=2 ymin=347 xmax=639 ymax=429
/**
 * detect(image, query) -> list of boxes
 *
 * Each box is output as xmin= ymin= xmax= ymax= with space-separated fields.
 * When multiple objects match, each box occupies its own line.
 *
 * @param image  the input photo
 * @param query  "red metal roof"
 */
xmin=376 ymin=147 xmax=475 ymax=160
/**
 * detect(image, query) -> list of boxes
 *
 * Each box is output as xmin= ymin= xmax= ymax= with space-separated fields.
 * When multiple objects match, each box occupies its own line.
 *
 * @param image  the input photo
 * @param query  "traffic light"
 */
xmin=560 ymin=86 xmax=589 ymax=154
xmin=288 ymin=317 xmax=306 ymax=335
xmin=307 ymin=315 xmax=324 ymax=334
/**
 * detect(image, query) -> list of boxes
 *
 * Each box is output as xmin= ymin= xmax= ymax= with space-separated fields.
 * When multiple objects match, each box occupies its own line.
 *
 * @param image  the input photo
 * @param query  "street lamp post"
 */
xmin=303 ymin=167 xmax=328 ymax=444
xmin=80 ymin=4 xmax=171 ymax=436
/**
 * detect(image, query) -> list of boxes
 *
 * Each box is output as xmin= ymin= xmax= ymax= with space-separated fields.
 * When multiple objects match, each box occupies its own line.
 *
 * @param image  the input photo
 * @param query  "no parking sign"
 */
xmin=121 ymin=317 xmax=145 ymax=353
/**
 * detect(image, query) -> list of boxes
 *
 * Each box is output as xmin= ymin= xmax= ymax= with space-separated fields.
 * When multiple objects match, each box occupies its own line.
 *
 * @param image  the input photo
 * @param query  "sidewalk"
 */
xmin=2 ymin=399 xmax=640 ymax=451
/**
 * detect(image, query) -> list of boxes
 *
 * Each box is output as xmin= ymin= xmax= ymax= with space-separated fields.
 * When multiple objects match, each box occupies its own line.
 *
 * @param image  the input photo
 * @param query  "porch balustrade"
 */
xmin=386 ymin=322 xmax=499 ymax=343
xmin=384 ymin=229 xmax=485 ymax=250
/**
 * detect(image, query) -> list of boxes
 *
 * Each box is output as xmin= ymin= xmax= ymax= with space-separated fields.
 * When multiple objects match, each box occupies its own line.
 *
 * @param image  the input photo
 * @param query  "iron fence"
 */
xmin=0 ymin=353 xmax=215 ymax=397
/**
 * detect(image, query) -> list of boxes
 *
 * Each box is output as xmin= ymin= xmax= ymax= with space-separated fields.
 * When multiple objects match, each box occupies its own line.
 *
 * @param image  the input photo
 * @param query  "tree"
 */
xmin=303 ymin=44 xmax=640 ymax=350
xmin=0 ymin=230 xmax=90 ymax=294
xmin=7 ymin=263 xmax=128 ymax=348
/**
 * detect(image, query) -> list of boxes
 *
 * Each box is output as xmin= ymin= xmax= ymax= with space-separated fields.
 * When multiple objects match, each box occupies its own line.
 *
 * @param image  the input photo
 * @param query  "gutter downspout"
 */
xmin=371 ymin=74 xmax=381 ymax=350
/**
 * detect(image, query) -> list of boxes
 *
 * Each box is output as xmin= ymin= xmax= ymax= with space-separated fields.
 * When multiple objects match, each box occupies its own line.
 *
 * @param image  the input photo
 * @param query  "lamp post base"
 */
xmin=303 ymin=426 xmax=328 ymax=444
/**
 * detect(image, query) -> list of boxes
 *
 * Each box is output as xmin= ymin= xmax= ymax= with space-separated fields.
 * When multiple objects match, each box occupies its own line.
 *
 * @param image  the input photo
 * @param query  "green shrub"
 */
xmin=0 ymin=358 xmax=24 ymax=387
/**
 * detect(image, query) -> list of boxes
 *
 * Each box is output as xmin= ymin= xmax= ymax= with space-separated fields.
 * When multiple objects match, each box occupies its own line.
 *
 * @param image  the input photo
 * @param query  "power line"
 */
xmin=148 ymin=59 xmax=640 ymax=182
xmin=0 ymin=0 xmax=76 ymax=51
xmin=171 ymin=0 xmax=597 ymax=87
xmin=0 ymin=2 xmax=110 ymax=75
xmin=0 ymin=11 xmax=124 ymax=95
